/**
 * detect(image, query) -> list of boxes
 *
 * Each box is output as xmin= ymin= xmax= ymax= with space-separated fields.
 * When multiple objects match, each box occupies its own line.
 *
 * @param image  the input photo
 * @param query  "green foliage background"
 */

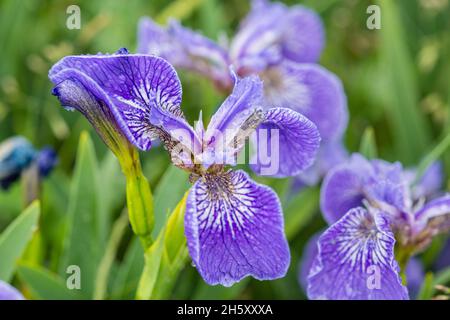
xmin=0 ymin=0 xmax=449 ymax=299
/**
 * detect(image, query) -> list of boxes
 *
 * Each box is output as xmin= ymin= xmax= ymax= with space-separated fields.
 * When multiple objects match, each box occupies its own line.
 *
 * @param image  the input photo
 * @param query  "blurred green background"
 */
xmin=0 ymin=0 xmax=449 ymax=299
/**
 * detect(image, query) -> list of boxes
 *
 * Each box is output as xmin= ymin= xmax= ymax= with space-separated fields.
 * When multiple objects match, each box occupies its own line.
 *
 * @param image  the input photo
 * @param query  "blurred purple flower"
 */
xmin=138 ymin=0 xmax=348 ymax=184
xmin=0 ymin=136 xmax=57 ymax=190
xmin=0 ymin=281 xmax=24 ymax=300
xmin=304 ymin=153 xmax=449 ymax=299
xmin=49 ymin=51 xmax=320 ymax=286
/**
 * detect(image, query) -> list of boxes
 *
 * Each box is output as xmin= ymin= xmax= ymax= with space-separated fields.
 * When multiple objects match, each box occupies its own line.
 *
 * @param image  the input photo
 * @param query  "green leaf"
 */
xmin=17 ymin=264 xmax=82 ymax=300
xmin=94 ymin=210 xmax=129 ymax=300
xmin=98 ymin=151 xmax=126 ymax=239
xmin=418 ymin=267 xmax=450 ymax=300
xmin=137 ymin=192 xmax=189 ymax=299
xmin=284 ymin=187 xmax=320 ymax=240
xmin=378 ymin=0 xmax=430 ymax=164
xmin=418 ymin=272 xmax=434 ymax=300
xmin=59 ymin=132 xmax=105 ymax=298
xmin=111 ymin=237 xmax=144 ymax=299
xmin=415 ymin=130 xmax=450 ymax=184
xmin=152 ymin=165 xmax=189 ymax=238
xmin=359 ymin=127 xmax=378 ymax=159
xmin=0 ymin=201 xmax=40 ymax=281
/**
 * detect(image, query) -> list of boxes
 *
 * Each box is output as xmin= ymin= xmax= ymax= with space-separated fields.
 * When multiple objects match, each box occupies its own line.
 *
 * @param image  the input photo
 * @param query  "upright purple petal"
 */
xmin=49 ymin=53 xmax=185 ymax=151
xmin=229 ymin=0 xmax=285 ymax=74
xmin=307 ymin=207 xmax=409 ymax=300
xmin=281 ymin=5 xmax=325 ymax=63
xmin=404 ymin=162 xmax=444 ymax=200
xmin=185 ymin=169 xmax=290 ymax=286
xmin=201 ymin=75 xmax=265 ymax=166
xmin=0 ymin=281 xmax=24 ymax=300
xmin=251 ymin=108 xmax=320 ymax=177
xmin=230 ymin=0 xmax=324 ymax=74
xmin=320 ymin=154 xmax=372 ymax=224
xmin=262 ymin=63 xmax=348 ymax=141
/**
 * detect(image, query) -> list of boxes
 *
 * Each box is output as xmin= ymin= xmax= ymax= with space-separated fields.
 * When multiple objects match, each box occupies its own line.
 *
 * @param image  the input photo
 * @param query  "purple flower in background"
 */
xmin=305 ymin=153 xmax=449 ymax=299
xmin=0 ymin=136 xmax=58 ymax=190
xmin=0 ymin=281 xmax=24 ymax=300
xmin=49 ymin=51 xmax=320 ymax=286
xmin=138 ymin=0 xmax=348 ymax=183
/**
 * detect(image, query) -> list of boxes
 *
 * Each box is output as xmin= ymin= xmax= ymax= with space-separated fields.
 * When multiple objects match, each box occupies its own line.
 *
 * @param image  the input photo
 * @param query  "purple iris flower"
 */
xmin=304 ymin=154 xmax=449 ymax=299
xmin=137 ymin=0 xmax=348 ymax=184
xmin=0 ymin=281 xmax=24 ymax=300
xmin=49 ymin=51 xmax=320 ymax=286
xmin=298 ymin=232 xmax=425 ymax=298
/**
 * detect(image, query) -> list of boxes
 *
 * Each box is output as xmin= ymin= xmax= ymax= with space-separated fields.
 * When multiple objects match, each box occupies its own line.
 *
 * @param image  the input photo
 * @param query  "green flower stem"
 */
xmin=119 ymin=147 xmax=154 ymax=249
xmin=136 ymin=192 xmax=188 ymax=300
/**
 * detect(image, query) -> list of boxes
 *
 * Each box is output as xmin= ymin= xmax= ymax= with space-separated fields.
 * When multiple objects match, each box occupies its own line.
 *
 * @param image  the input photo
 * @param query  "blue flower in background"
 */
xmin=138 ymin=0 xmax=349 ymax=185
xmin=0 ymin=136 xmax=58 ymax=190
xmin=0 ymin=280 xmax=24 ymax=300
xmin=49 ymin=50 xmax=321 ymax=286
xmin=304 ymin=154 xmax=449 ymax=299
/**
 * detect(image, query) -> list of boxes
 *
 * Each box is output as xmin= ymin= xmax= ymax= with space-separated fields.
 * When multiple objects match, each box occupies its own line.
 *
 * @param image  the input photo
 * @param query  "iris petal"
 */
xmin=262 ymin=63 xmax=348 ymax=141
xmin=307 ymin=207 xmax=409 ymax=300
xmin=251 ymin=107 xmax=320 ymax=177
xmin=185 ymin=169 xmax=290 ymax=286
xmin=138 ymin=18 xmax=231 ymax=90
xmin=49 ymin=53 xmax=184 ymax=152
xmin=0 ymin=281 xmax=24 ymax=300
xmin=230 ymin=0 xmax=325 ymax=74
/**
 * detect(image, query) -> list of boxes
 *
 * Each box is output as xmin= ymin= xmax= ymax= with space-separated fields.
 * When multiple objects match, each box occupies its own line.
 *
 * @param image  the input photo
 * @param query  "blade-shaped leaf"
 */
xmin=378 ymin=0 xmax=430 ymax=164
xmin=17 ymin=264 xmax=82 ymax=300
xmin=0 ymin=201 xmax=40 ymax=281
xmin=59 ymin=132 xmax=105 ymax=298
xmin=359 ymin=126 xmax=378 ymax=159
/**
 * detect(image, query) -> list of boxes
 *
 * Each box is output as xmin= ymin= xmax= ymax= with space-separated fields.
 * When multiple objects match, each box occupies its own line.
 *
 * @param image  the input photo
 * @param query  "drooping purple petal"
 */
xmin=307 ymin=207 xmax=409 ymax=300
xmin=138 ymin=18 xmax=232 ymax=90
xmin=251 ymin=107 xmax=320 ymax=177
xmin=185 ymin=169 xmax=290 ymax=286
xmin=298 ymin=232 xmax=321 ymax=291
xmin=320 ymin=154 xmax=372 ymax=224
xmin=296 ymin=139 xmax=348 ymax=187
xmin=201 ymin=75 xmax=265 ymax=166
xmin=0 ymin=281 xmax=24 ymax=300
xmin=261 ymin=63 xmax=348 ymax=141
xmin=49 ymin=52 xmax=186 ymax=152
